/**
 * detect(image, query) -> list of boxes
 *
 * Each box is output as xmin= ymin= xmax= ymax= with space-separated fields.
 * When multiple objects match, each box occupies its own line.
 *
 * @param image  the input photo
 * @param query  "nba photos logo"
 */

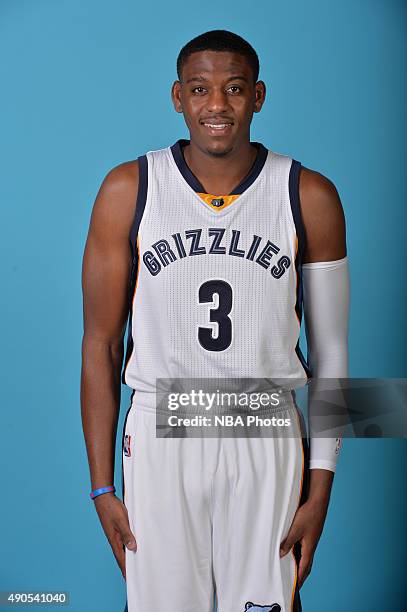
xmin=124 ymin=434 xmax=131 ymax=457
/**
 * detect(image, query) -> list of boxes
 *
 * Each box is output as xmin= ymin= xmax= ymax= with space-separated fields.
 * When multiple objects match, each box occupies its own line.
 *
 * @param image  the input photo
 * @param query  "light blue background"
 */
xmin=1 ymin=0 xmax=406 ymax=610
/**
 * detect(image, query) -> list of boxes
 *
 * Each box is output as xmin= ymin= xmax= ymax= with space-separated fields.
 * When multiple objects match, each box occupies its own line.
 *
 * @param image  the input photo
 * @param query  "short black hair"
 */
xmin=177 ymin=30 xmax=260 ymax=83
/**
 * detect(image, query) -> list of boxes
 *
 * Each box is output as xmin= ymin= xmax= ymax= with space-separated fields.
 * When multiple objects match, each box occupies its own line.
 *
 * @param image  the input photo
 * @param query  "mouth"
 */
xmin=200 ymin=120 xmax=234 ymax=135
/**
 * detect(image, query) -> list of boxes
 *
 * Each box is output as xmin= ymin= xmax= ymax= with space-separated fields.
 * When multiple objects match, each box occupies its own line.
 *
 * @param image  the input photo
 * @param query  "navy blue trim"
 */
xmin=121 ymin=155 xmax=148 ymax=385
xmin=230 ymin=142 xmax=268 ymax=195
xmin=289 ymin=160 xmax=306 ymax=263
xmin=129 ymin=155 xmax=148 ymax=258
xmin=289 ymin=159 xmax=312 ymax=379
xmin=290 ymin=393 xmax=310 ymax=612
xmin=292 ymin=540 xmax=302 ymax=612
xmin=171 ymin=139 xmax=204 ymax=191
xmin=170 ymin=139 xmax=268 ymax=196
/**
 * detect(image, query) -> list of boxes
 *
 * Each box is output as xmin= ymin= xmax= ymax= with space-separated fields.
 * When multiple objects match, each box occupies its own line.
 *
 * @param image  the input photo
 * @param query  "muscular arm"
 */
xmin=300 ymin=167 xmax=346 ymax=264
xmin=81 ymin=161 xmax=138 ymax=492
xmin=81 ymin=161 xmax=140 ymax=578
xmin=300 ymin=167 xmax=348 ymax=502
xmin=279 ymin=167 xmax=349 ymax=586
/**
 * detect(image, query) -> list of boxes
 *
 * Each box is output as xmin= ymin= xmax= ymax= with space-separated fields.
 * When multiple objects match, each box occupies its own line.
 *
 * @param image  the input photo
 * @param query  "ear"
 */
xmin=270 ymin=605 xmax=281 ymax=612
xmin=245 ymin=604 xmax=254 ymax=610
xmin=171 ymin=80 xmax=183 ymax=113
xmin=253 ymin=80 xmax=266 ymax=113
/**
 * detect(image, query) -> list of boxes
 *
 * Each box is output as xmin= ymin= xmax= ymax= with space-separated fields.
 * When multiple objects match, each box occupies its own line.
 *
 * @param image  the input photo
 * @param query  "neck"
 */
xmin=182 ymin=137 xmax=258 ymax=195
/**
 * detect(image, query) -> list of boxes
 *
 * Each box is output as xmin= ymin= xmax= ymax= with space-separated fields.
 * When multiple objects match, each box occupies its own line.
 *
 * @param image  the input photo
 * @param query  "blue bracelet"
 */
xmin=90 ymin=485 xmax=116 ymax=500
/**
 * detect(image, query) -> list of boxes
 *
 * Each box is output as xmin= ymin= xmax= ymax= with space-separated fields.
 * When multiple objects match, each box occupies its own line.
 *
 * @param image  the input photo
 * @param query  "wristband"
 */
xmin=90 ymin=485 xmax=116 ymax=500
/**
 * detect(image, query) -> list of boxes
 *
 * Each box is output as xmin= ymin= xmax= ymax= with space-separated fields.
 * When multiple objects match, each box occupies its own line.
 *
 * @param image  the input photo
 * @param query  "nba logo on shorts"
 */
xmin=124 ymin=434 xmax=131 ymax=457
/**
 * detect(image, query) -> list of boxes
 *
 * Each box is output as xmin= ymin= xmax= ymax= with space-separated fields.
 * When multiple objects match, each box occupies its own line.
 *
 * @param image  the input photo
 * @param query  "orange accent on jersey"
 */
xmin=196 ymin=192 xmax=240 ymax=211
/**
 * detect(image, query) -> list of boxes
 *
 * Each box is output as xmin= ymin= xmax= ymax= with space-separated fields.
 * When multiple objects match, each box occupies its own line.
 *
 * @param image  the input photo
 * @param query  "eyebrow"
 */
xmin=184 ymin=74 xmax=249 ymax=84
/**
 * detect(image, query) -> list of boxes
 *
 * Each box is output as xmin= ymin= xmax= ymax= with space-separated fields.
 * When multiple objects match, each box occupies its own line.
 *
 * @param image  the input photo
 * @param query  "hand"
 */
xmin=279 ymin=498 xmax=329 ymax=589
xmin=93 ymin=493 xmax=137 ymax=580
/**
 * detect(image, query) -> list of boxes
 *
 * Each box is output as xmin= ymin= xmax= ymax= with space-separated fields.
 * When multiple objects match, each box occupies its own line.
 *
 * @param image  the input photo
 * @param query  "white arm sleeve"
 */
xmin=302 ymin=256 xmax=350 ymax=472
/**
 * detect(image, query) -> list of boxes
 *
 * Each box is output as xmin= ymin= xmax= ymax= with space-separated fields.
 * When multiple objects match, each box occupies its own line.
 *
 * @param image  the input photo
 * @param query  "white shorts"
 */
xmin=122 ymin=398 xmax=307 ymax=612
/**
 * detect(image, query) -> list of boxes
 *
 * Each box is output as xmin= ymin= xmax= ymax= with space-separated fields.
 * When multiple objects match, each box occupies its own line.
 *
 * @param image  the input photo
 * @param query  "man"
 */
xmin=81 ymin=30 xmax=349 ymax=611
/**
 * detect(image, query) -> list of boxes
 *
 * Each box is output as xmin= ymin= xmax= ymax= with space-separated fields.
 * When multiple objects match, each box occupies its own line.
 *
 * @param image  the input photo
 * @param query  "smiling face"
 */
xmin=172 ymin=50 xmax=266 ymax=157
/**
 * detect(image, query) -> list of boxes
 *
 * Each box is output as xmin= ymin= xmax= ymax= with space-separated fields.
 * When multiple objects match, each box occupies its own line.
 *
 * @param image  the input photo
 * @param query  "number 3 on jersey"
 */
xmin=198 ymin=279 xmax=233 ymax=352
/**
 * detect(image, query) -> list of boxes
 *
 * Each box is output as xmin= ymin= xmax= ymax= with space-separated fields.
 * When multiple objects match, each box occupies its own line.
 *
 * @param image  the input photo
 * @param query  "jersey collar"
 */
xmin=170 ymin=139 xmax=268 ymax=196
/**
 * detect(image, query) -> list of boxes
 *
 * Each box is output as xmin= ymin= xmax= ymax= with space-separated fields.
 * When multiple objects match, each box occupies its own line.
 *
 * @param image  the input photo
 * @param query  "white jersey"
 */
xmin=121 ymin=139 xmax=310 ymax=410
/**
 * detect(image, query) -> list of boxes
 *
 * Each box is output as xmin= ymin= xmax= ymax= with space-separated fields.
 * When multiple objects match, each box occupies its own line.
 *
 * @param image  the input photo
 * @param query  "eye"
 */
xmin=227 ymin=85 xmax=242 ymax=94
xmin=192 ymin=86 xmax=207 ymax=94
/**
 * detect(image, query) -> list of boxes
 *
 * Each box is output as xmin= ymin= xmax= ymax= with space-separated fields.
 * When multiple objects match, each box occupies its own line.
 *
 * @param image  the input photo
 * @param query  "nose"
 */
xmin=205 ymin=87 xmax=228 ymax=113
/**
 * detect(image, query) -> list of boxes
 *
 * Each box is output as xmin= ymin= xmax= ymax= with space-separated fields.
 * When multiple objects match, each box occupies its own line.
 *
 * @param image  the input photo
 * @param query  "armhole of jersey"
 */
xmin=288 ymin=159 xmax=312 ymax=378
xmin=129 ymin=154 xmax=148 ymax=258
xmin=289 ymin=159 xmax=306 ymax=264
xmin=121 ymin=154 xmax=148 ymax=385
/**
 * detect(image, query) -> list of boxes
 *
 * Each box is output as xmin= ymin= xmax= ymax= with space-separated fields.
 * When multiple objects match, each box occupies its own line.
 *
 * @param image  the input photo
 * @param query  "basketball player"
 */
xmin=81 ymin=30 xmax=349 ymax=611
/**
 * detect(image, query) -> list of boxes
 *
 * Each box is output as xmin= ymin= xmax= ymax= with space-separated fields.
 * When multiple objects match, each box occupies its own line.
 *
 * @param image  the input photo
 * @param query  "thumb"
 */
xmin=280 ymin=525 xmax=300 ymax=558
xmin=124 ymin=535 xmax=137 ymax=550
xmin=117 ymin=519 xmax=137 ymax=551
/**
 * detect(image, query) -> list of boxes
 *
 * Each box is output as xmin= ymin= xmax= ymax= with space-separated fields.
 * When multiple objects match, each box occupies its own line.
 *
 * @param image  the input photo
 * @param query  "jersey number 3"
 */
xmin=198 ymin=279 xmax=233 ymax=352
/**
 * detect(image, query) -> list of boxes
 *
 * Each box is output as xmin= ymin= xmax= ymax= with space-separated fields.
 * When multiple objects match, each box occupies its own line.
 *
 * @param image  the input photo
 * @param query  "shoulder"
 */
xmin=99 ymin=159 xmax=139 ymax=203
xmin=299 ymin=166 xmax=342 ymax=219
xmin=89 ymin=160 xmax=139 ymax=244
xmin=298 ymin=165 xmax=347 ymax=262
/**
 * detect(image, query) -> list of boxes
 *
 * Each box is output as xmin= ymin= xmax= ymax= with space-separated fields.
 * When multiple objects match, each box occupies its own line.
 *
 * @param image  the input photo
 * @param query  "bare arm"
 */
xmin=81 ymin=160 xmax=139 ymax=578
xmin=280 ymin=167 xmax=348 ymax=586
xmin=300 ymin=167 xmax=347 ymax=500
xmin=300 ymin=167 xmax=346 ymax=263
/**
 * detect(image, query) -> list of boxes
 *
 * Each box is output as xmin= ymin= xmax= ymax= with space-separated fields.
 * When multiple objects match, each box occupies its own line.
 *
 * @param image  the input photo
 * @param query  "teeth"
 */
xmin=204 ymin=123 xmax=231 ymax=129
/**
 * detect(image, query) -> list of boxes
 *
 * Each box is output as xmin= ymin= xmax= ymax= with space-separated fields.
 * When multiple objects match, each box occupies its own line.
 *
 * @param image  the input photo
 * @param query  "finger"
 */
xmin=280 ymin=526 xmax=301 ymax=557
xmin=110 ymin=531 xmax=127 ymax=579
xmin=298 ymin=548 xmax=313 ymax=588
xmin=114 ymin=516 xmax=137 ymax=551
xmin=298 ymin=564 xmax=312 ymax=589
